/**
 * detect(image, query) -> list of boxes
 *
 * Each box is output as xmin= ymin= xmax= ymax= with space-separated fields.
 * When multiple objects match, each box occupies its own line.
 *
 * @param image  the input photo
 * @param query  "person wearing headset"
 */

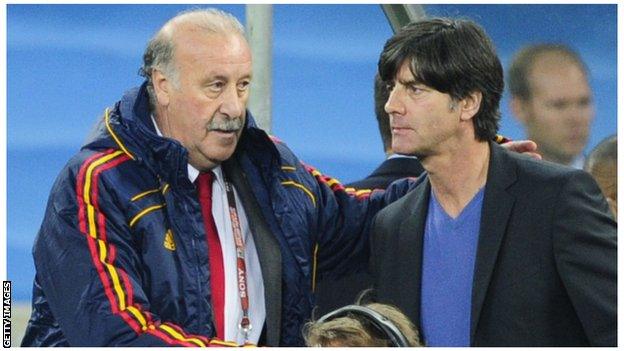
xmin=304 ymin=302 xmax=422 ymax=347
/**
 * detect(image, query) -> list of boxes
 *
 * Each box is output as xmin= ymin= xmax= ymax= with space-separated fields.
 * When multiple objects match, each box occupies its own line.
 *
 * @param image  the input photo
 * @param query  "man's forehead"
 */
xmin=174 ymin=30 xmax=251 ymax=63
xmin=394 ymin=62 xmax=421 ymax=84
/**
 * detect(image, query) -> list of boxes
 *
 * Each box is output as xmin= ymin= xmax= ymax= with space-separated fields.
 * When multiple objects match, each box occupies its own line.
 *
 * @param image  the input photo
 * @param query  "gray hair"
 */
xmin=139 ymin=8 xmax=245 ymax=109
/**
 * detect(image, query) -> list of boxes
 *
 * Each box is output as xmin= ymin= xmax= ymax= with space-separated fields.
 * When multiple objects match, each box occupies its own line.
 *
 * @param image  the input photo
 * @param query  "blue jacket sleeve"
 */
xmin=304 ymin=163 xmax=416 ymax=278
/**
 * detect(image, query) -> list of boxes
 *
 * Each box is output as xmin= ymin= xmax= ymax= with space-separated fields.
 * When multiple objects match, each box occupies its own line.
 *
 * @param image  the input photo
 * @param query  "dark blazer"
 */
xmin=315 ymin=156 xmax=425 ymax=316
xmin=370 ymin=142 xmax=617 ymax=346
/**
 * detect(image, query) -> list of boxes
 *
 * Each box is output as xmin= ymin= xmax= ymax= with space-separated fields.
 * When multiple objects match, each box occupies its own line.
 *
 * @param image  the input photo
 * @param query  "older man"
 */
xmin=21 ymin=9 xmax=415 ymax=346
xmin=370 ymin=18 xmax=616 ymax=346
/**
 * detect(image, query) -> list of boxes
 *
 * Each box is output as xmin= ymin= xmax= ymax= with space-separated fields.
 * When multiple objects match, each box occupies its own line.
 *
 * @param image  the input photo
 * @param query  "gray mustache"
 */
xmin=208 ymin=118 xmax=243 ymax=132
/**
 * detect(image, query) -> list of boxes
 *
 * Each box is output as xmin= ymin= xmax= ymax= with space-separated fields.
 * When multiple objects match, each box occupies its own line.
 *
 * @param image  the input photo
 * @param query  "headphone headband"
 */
xmin=316 ymin=305 xmax=410 ymax=347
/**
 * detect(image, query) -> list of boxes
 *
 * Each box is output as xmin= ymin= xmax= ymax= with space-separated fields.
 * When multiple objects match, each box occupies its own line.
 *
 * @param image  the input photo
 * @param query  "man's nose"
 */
xmin=385 ymin=87 xmax=404 ymax=116
xmin=220 ymin=86 xmax=245 ymax=118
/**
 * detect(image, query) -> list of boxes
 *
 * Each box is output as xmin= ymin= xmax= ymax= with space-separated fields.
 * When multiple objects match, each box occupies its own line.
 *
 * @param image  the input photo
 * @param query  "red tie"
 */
xmin=196 ymin=171 xmax=225 ymax=339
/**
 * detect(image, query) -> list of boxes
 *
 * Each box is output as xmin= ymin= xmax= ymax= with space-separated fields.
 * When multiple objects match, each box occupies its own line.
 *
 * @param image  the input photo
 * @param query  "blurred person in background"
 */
xmin=508 ymin=44 xmax=594 ymax=168
xmin=584 ymin=134 xmax=617 ymax=218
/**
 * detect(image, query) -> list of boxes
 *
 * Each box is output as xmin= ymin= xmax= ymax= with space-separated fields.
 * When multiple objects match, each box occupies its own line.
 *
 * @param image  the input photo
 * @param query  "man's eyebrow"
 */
xmin=397 ymin=78 xmax=419 ymax=86
xmin=202 ymin=74 xmax=229 ymax=83
xmin=203 ymin=73 xmax=253 ymax=82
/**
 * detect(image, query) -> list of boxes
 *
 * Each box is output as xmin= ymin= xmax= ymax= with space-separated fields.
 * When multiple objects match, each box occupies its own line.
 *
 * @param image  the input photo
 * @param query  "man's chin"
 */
xmin=392 ymin=144 xmax=420 ymax=157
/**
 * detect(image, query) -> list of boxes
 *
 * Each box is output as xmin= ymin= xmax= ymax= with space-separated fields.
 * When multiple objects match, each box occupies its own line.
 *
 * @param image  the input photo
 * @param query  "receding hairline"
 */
xmin=156 ymin=8 xmax=246 ymax=49
xmin=527 ymin=50 xmax=588 ymax=79
xmin=508 ymin=44 xmax=589 ymax=99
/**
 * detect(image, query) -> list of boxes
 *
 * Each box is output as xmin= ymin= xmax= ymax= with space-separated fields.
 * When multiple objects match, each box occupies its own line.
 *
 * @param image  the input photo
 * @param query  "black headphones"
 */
xmin=315 ymin=305 xmax=410 ymax=347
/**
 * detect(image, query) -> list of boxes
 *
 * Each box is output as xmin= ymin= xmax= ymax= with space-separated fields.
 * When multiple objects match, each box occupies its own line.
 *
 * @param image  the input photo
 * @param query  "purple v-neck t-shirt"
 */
xmin=420 ymin=187 xmax=484 ymax=346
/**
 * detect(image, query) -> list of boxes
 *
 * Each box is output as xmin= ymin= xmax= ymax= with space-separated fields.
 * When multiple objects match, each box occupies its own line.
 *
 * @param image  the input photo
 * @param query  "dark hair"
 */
xmin=508 ymin=43 xmax=588 ymax=100
xmin=378 ymin=17 xmax=503 ymax=141
xmin=374 ymin=74 xmax=392 ymax=152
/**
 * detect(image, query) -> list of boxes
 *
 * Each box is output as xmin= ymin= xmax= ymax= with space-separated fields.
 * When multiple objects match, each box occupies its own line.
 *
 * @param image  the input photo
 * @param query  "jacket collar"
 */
xmin=84 ymin=82 xmax=280 ymax=189
xmin=470 ymin=141 xmax=518 ymax=343
xmin=395 ymin=174 xmax=430 ymax=330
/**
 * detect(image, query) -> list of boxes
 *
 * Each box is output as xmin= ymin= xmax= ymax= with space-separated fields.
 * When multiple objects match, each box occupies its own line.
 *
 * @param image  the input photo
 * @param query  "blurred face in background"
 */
xmin=512 ymin=53 xmax=594 ymax=165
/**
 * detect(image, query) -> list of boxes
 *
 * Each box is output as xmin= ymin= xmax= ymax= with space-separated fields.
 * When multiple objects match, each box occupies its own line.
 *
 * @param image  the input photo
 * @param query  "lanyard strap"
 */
xmin=223 ymin=176 xmax=252 ymax=342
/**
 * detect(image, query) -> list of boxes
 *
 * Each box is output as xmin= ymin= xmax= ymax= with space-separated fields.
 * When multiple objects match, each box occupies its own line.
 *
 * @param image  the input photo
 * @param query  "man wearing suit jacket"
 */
xmin=371 ymin=18 xmax=617 ymax=346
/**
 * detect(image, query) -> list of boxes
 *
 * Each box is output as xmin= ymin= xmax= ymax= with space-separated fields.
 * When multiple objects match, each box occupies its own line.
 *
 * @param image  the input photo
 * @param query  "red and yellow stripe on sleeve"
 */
xmin=302 ymin=163 xmax=374 ymax=200
xmin=75 ymin=148 xmax=216 ymax=346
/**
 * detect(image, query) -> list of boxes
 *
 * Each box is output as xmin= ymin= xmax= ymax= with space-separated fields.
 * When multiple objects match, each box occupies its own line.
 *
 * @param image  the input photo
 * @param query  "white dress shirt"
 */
xmin=152 ymin=117 xmax=266 ymax=344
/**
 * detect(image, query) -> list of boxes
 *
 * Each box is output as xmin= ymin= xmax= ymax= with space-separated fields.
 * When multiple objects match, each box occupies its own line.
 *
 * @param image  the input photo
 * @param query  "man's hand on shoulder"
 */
xmin=501 ymin=140 xmax=541 ymax=160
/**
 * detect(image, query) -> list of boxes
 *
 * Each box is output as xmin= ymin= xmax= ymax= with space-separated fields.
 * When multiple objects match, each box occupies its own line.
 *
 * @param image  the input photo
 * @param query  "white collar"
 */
xmin=569 ymin=154 xmax=585 ymax=170
xmin=387 ymin=153 xmax=419 ymax=160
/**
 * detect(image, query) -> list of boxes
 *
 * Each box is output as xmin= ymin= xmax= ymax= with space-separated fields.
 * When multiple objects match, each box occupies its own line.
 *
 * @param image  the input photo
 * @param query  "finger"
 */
xmin=513 ymin=140 xmax=538 ymax=152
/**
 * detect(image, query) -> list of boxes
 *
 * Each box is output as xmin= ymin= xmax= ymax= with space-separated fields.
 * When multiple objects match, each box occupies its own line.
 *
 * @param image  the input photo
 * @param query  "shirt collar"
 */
xmin=569 ymin=154 xmax=585 ymax=169
xmin=150 ymin=115 xmax=220 ymax=184
xmin=388 ymin=153 xmax=419 ymax=160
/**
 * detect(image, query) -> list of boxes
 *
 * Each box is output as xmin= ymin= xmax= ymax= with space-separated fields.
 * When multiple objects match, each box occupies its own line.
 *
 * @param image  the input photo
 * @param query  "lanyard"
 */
xmin=222 ymin=175 xmax=252 ymax=342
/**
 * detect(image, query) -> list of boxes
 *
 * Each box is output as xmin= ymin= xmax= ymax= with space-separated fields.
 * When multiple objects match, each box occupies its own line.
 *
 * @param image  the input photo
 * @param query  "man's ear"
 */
xmin=151 ymin=69 xmax=171 ymax=107
xmin=458 ymin=91 xmax=482 ymax=121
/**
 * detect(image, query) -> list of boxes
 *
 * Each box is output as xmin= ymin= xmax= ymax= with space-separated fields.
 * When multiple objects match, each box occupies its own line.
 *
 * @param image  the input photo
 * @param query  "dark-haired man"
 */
xmin=370 ymin=18 xmax=616 ymax=346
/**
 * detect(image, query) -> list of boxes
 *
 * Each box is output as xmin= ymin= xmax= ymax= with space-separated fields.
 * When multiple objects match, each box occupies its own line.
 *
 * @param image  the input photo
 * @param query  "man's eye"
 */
xmin=409 ymin=85 xmax=424 ymax=94
xmin=385 ymin=82 xmax=395 ymax=92
xmin=577 ymin=97 xmax=592 ymax=108
xmin=237 ymin=81 xmax=250 ymax=91
xmin=547 ymin=100 xmax=568 ymax=110
xmin=208 ymin=81 xmax=225 ymax=92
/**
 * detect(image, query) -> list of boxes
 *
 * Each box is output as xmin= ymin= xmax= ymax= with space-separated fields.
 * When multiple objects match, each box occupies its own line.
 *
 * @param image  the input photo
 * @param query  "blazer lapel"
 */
xmin=470 ymin=143 xmax=517 ymax=343
xmin=395 ymin=177 xmax=431 ymax=328
xmin=223 ymin=159 xmax=283 ymax=346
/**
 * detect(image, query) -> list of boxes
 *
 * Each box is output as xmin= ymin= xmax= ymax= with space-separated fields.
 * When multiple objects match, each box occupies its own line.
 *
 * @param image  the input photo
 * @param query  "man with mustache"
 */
xmin=22 ymin=8 xmax=535 ymax=347
xmin=369 ymin=18 xmax=616 ymax=346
